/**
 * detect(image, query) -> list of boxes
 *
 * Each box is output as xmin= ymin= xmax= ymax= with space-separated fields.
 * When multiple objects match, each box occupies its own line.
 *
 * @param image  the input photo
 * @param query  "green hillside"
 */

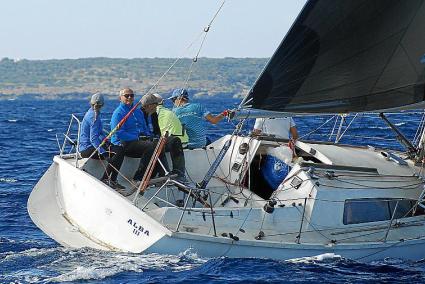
xmin=0 ymin=57 xmax=267 ymax=100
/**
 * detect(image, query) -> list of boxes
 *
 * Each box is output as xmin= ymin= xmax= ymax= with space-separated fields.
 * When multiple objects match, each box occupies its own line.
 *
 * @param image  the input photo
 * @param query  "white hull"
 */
xmin=28 ymin=135 xmax=425 ymax=261
xmin=148 ymin=233 xmax=425 ymax=262
xmin=28 ymin=156 xmax=170 ymax=252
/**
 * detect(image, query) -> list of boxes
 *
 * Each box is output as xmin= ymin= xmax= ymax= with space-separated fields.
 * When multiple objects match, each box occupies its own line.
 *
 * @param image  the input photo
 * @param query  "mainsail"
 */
xmin=241 ymin=0 xmax=425 ymax=113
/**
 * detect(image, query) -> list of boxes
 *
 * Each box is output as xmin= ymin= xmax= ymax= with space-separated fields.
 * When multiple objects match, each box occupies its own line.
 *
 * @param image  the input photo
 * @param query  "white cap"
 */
xmin=141 ymin=93 xmax=162 ymax=107
xmin=90 ymin=93 xmax=104 ymax=106
xmin=152 ymin=93 xmax=163 ymax=104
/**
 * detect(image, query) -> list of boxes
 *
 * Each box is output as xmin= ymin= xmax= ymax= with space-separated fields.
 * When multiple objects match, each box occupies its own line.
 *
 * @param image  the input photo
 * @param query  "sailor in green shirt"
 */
xmin=142 ymin=93 xmax=187 ymax=181
xmin=155 ymin=94 xmax=189 ymax=146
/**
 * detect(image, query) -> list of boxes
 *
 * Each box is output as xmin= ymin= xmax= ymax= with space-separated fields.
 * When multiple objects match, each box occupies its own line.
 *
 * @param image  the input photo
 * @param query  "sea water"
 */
xmin=1 ymin=98 xmax=425 ymax=283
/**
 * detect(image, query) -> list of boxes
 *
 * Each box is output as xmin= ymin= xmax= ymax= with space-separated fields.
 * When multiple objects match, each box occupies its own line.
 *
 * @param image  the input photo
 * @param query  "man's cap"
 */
xmin=119 ymin=88 xmax=134 ymax=96
xmin=90 ymin=93 xmax=104 ymax=106
xmin=168 ymin=88 xmax=189 ymax=100
xmin=141 ymin=93 xmax=162 ymax=107
xmin=152 ymin=93 xmax=163 ymax=104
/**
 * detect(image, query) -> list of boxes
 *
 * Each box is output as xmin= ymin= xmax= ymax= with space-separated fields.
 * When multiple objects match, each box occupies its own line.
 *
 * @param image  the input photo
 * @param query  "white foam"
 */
xmin=1 ymin=246 xmax=207 ymax=282
xmin=0 ymin=177 xmax=17 ymax=183
xmin=179 ymin=247 xmax=206 ymax=261
xmin=286 ymin=253 xmax=341 ymax=263
xmin=3 ymin=247 xmax=60 ymax=261
xmin=48 ymin=265 xmax=129 ymax=282
xmin=42 ymin=251 xmax=205 ymax=282
xmin=7 ymin=119 xmax=18 ymax=122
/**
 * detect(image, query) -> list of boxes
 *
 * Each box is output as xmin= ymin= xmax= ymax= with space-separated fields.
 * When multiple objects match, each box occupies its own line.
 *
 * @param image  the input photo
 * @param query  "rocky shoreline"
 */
xmin=0 ymin=57 xmax=267 ymax=100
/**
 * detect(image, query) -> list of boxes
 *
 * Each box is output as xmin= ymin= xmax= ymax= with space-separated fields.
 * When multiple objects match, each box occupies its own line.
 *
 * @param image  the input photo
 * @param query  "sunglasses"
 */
xmin=122 ymin=93 xmax=134 ymax=98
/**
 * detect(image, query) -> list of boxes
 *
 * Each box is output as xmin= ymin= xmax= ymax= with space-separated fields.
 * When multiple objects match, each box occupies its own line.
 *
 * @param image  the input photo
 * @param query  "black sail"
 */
xmin=242 ymin=0 xmax=425 ymax=113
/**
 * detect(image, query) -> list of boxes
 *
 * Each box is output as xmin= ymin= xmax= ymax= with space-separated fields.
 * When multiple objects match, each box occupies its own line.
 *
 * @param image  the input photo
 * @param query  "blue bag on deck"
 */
xmin=261 ymin=155 xmax=291 ymax=190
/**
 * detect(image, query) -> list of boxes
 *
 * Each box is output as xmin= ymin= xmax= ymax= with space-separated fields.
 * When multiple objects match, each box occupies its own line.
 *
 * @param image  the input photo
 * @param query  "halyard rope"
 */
xmin=84 ymin=1 xmax=227 ymax=162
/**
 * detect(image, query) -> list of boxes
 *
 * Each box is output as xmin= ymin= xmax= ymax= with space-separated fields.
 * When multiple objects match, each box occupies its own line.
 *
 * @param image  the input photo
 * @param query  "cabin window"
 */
xmin=343 ymin=199 xmax=425 ymax=225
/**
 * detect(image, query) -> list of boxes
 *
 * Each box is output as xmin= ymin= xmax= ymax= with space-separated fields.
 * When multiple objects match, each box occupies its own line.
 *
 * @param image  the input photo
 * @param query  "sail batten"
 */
xmin=243 ymin=0 xmax=425 ymax=113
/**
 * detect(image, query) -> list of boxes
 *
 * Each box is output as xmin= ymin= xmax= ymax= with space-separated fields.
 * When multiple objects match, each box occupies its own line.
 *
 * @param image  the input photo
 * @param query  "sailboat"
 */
xmin=28 ymin=0 xmax=425 ymax=261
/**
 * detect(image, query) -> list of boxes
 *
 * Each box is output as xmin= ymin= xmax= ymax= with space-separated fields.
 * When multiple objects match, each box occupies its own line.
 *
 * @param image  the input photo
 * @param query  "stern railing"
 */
xmin=57 ymin=114 xmax=82 ymax=167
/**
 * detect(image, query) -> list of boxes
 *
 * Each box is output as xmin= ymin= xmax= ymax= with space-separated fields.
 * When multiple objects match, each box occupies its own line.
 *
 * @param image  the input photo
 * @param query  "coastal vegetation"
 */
xmin=0 ymin=57 xmax=267 ymax=100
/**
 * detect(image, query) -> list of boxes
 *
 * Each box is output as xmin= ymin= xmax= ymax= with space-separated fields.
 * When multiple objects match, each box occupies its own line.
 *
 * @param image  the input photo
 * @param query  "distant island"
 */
xmin=0 ymin=57 xmax=268 ymax=100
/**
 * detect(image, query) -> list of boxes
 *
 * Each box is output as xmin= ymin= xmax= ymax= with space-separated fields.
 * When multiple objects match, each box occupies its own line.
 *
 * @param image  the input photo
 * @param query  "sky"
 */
xmin=0 ymin=0 xmax=307 ymax=60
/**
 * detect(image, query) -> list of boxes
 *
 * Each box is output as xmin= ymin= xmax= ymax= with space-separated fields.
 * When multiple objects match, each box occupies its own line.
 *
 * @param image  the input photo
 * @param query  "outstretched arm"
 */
xmin=290 ymin=126 xmax=299 ymax=140
xmin=205 ymin=113 xmax=225 ymax=124
xmin=205 ymin=109 xmax=234 ymax=124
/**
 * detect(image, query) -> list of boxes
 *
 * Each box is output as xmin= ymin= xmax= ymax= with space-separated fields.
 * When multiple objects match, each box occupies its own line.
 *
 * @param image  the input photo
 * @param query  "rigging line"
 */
xmin=293 ymin=206 xmax=333 ymax=242
xmin=413 ymin=117 xmax=424 ymax=146
xmin=338 ymin=113 xmax=358 ymax=140
xmin=329 ymin=178 xmax=424 ymax=190
xmin=321 ymin=183 xmax=423 ymax=191
xmin=300 ymin=115 xmax=337 ymax=140
xmin=184 ymin=0 xmax=226 ymax=90
xmin=329 ymin=173 xmax=417 ymax=178
xmin=144 ymin=4 xmax=226 ymax=94
xmin=311 ymin=197 xmax=399 ymax=204
xmin=331 ymin=135 xmax=407 ymax=141
xmin=311 ymin=133 xmax=406 ymax=142
xmin=319 ymin=171 xmax=418 ymax=179
xmin=265 ymin=219 xmax=405 ymax=239
xmin=266 ymin=224 xmax=375 ymax=240
xmin=413 ymin=111 xmax=425 ymax=146
xmin=319 ymin=177 xmax=419 ymax=183
xmin=83 ymin=5 xmax=227 ymax=162
xmin=235 ymin=207 xmax=252 ymax=238
xmin=98 ymin=149 xmax=138 ymax=187
xmin=354 ymin=239 xmax=405 ymax=261
xmin=333 ymin=227 xmax=392 ymax=243
xmin=329 ymin=115 xmax=339 ymax=141
xmin=314 ymin=171 xmax=416 ymax=179
xmin=207 ymin=0 xmax=226 ymax=27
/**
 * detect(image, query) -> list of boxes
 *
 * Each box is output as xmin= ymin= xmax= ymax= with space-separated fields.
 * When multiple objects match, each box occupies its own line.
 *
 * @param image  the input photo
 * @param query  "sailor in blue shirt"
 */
xmin=133 ymin=106 xmax=152 ymax=139
xmin=79 ymin=93 xmax=125 ymax=189
xmin=110 ymin=88 xmax=156 ymax=181
xmin=170 ymin=88 xmax=231 ymax=149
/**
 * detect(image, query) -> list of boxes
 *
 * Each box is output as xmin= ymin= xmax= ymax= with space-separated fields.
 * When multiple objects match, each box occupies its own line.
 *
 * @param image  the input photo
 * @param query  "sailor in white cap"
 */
xmin=140 ymin=93 xmax=187 ymax=182
xmin=79 ymin=93 xmax=126 ymax=190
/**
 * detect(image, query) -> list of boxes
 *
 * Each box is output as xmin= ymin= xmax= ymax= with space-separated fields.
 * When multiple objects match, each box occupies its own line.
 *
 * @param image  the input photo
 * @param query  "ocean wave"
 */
xmin=1 ymin=246 xmax=207 ymax=283
xmin=46 ymin=251 xmax=205 ymax=282
xmin=0 ymin=177 xmax=17 ymax=183
xmin=286 ymin=253 xmax=342 ymax=264
xmin=395 ymin=122 xmax=406 ymax=127
xmin=2 ymin=246 xmax=59 ymax=261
